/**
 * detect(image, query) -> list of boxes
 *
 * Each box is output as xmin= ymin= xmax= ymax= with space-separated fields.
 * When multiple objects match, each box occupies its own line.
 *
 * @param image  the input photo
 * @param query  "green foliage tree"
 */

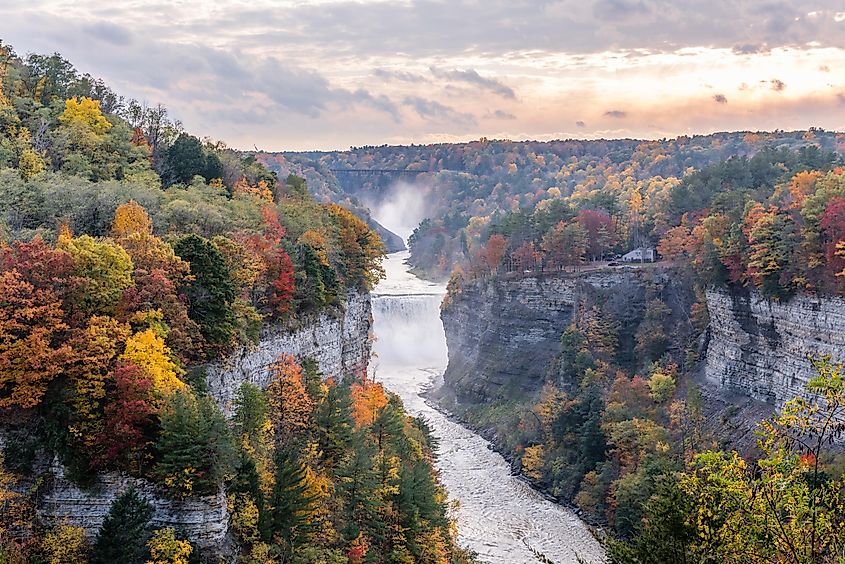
xmin=155 ymin=390 xmax=237 ymax=497
xmin=173 ymin=234 xmax=237 ymax=350
xmin=92 ymin=487 xmax=153 ymax=564
xmin=270 ymin=448 xmax=318 ymax=556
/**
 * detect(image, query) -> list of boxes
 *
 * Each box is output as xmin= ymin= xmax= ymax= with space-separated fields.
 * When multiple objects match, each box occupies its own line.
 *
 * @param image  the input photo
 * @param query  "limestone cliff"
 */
xmin=704 ymin=289 xmax=845 ymax=405
xmin=206 ymin=289 xmax=372 ymax=413
xmin=440 ymin=267 xmax=690 ymax=402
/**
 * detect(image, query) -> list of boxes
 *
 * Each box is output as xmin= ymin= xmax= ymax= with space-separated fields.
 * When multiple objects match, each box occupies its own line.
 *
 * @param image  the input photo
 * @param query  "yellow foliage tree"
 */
xmin=266 ymin=354 xmax=314 ymax=444
xmin=41 ymin=524 xmax=89 ymax=564
xmin=112 ymin=200 xmax=153 ymax=239
xmin=59 ymin=97 xmax=112 ymax=136
xmin=120 ymin=328 xmax=185 ymax=398
xmin=19 ymin=147 xmax=45 ymax=180
xmin=146 ymin=527 xmax=192 ymax=564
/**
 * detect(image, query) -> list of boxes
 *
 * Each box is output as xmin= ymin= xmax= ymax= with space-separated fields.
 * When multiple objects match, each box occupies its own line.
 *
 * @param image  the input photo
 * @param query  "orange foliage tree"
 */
xmin=266 ymin=354 xmax=314 ymax=445
xmin=350 ymin=377 xmax=388 ymax=429
xmin=0 ymin=270 xmax=71 ymax=408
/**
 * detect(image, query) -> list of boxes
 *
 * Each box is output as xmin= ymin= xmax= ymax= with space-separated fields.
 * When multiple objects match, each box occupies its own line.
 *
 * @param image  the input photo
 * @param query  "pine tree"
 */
xmin=173 ymin=234 xmax=236 ymax=350
xmin=270 ymin=448 xmax=318 ymax=556
xmin=92 ymin=487 xmax=153 ymax=564
xmin=154 ymin=390 xmax=236 ymax=497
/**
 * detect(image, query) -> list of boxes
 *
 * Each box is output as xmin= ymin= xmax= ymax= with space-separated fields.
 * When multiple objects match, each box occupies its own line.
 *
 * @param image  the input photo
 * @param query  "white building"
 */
xmin=622 ymin=247 xmax=656 ymax=262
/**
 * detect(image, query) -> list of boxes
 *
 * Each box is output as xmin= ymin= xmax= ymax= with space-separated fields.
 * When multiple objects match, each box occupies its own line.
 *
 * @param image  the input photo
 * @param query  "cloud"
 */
xmin=713 ymin=94 xmax=728 ymax=104
xmin=83 ymin=22 xmax=132 ymax=46
xmin=402 ymin=96 xmax=476 ymax=125
xmin=485 ymin=109 xmax=516 ymax=120
xmin=430 ymin=67 xmax=515 ymax=98
xmin=373 ymin=69 xmax=426 ymax=83
xmin=733 ymin=43 xmax=766 ymax=55
xmin=604 ymin=110 xmax=627 ymax=118
xmin=575 ymin=120 xmax=587 ymax=127
xmin=770 ymin=79 xmax=786 ymax=91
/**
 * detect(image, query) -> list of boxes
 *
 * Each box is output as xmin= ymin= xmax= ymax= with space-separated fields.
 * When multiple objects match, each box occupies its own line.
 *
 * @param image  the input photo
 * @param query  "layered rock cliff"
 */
xmin=704 ymin=289 xmax=845 ymax=405
xmin=440 ymin=267 xmax=690 ymax=402
xmin=206 ymin=289 xmax=372 ymax=413
xmin=31 ymin=290 xmax=372 ymax=558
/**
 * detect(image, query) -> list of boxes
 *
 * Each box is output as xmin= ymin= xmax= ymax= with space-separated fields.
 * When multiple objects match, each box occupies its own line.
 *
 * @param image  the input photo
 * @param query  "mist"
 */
xmin=367 ymin=180 xmax=432 ymax=243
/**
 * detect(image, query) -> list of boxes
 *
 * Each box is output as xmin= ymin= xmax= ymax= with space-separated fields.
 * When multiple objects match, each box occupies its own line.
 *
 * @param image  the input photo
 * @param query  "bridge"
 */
xmin=329 ymin=168 xmax=432 ymax=178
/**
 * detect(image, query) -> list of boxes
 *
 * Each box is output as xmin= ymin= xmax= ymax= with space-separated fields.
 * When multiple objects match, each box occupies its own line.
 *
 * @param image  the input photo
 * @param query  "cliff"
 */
xmin=206 ymin=289 xmax=372 ymax=413
xmin=440 ymin=267 xmax=688 ymax=402
xmin=38 ymin=462 xmax=231 ymax=552
xmin=31 ymin=290 xmax=372 ymax=557
xmin=704 ymin=289 xmax=845 ymax=405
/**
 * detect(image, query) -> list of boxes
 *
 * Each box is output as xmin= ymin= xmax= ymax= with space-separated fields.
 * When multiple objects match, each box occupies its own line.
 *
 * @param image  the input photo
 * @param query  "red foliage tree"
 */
xmin=95 ymin=363 xmax=157 ymax=472
xmin=820 ymin=196 xmax=845 ymax=281
xmin=481 ymin=234 xmax=508 ymax=272
xmin=576 ymin=209 xmax=616 ymax=260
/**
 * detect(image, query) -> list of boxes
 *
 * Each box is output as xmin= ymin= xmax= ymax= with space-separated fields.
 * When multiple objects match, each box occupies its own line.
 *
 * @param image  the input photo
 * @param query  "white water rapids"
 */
xmin=369 ymin=252 xmax=605 ymax=564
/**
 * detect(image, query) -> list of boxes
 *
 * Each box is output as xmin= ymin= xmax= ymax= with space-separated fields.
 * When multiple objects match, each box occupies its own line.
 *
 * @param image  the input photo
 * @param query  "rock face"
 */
xmin=705 ymin=289 xmax=845 ymax=405
xmin=206 ymin=290 xmax=372 ymax=413
xmin=39 ymin=462 xmax=230 ymax=552
xmin=440 ymin=268 xmax=665 ymax=402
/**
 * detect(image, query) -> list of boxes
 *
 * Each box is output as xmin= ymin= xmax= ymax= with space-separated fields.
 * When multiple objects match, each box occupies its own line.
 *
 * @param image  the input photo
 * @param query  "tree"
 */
xmin=58 ymin=97 xmax=112 ymax=136
xmin=350 ymin=377 xmax=388 ymax=429
xmin=270 ymin=448 xmax=319 ymax=556
xmin=266 ymin=354 xmax=314 ymax=447
xmin=93 ymin=487 xmax=153 ymax=564
xmin=0 ymin=269 xmax=70 ymax=408
xmin=657 ymin=225 xmax=691 ymax=261
xmin=41 ymin=524 xmax=89 ymax=564
xmin=577 ymin=209 xmax=616 ymax=260
xmin=111 ymin=200 xmax=153 ymax=239
xmin=146 ymin=528 xmax=192 ymax=564
xmin=173 ymin=234 xmax=236 ymax=350
xmin=480 ymin=234 xmax=507 ymax=272
xmin=155 ymin=390 xmax=237 ymax=497
xmin=97 ymin=363 xmax=157 ymax=472
xmin=59 ymin=233 xmax=134 ymax=316
xmin=164 ymin=134 xmax=207 ymax=186
xmin=325 ymin=203 xmax=386 ymax=289
xmin=541 ymin=220 xmax=588 ymax=270
xmin=120 ymin=328 xmax=185 ymax=398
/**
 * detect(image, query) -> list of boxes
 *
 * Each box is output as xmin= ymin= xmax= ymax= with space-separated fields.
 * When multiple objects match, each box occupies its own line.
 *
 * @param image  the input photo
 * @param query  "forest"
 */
xmin=0 ymin=44 xmax=470 ymax=563
xmin=436 ymin=144 xmax=845 ymax=562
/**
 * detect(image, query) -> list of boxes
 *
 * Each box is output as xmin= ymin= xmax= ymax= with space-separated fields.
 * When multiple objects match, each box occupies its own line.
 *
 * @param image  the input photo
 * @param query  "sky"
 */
xmin=3 ymin=0 xmax=845 ymax=151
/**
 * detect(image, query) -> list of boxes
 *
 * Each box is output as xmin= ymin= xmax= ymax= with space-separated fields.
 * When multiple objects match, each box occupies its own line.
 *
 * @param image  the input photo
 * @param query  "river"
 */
xmin=369 ymin=251 xmax=605 ymax=564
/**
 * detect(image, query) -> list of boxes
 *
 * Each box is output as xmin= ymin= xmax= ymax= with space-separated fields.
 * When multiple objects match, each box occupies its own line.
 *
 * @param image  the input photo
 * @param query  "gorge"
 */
xmin=370 ymin=252 xmax=604 ymax=563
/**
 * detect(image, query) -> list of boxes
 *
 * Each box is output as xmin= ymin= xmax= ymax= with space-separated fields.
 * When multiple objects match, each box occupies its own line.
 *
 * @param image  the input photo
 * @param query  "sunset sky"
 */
xmin=5 ymin=0 xmax=845 ymax=150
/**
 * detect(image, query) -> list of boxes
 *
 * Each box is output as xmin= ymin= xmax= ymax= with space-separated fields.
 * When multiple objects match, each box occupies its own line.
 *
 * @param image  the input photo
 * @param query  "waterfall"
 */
xmin=371 ymin=293 xmax=446 ymax=369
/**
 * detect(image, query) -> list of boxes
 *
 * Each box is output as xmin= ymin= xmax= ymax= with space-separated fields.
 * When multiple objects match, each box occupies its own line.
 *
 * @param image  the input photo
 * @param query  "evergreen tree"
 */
xmin=313 ymin=381 xmax=354 ymax=469
xmin=154 ymin=390 xmax=237 ymax=497
xmin=173 ymin=234 xmax=236 ymax=349
xmin=270 ymin=448 xmax=318 ymax=556
xmin=165 ymin=134 xmax=206 ymax=185
xmin=92 ymin=487 xmax=153 ymax=564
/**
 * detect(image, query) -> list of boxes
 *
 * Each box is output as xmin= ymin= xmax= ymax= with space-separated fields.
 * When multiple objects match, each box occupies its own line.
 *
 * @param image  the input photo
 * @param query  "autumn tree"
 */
xmin=657 ymin=225 xmax=691 ymax=261
xmin=325 ymin=203 xmax=386 ymax=289
xmin=111 ymin=200 xmax=153 ymax=239
xmin=59 ymin=233 xmax=134 ymax=316
xmin=96 ymin=363 xmax=157 ymax=472
xmin=577 ymin=209 xmax=616 ymax=260
xmin=480 ymin=233 xmax=507 ymax=272
xmin=0 ymin=269 xmax=70 ymax=408
xmin=266 ymin=354 xmax=314 ymax=447
xmin=146 ymin=528 xmax=192 ymax=564
xmin=541 ymin=220 xmax=588 ymax=270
